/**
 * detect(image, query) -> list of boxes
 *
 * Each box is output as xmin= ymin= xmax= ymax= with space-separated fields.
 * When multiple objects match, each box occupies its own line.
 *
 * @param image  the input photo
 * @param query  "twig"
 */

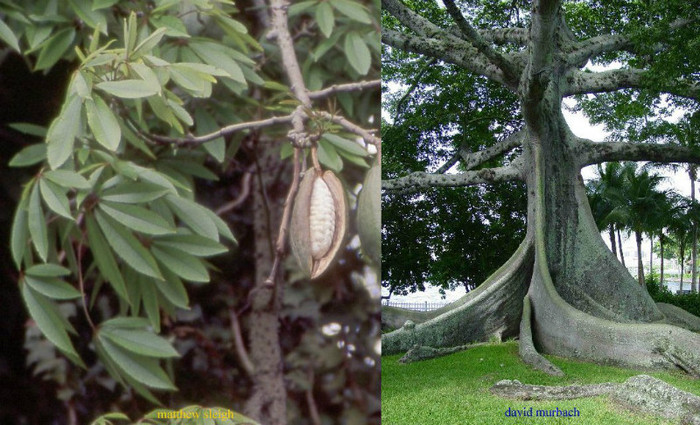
xmin=263 ymin=148 xmax=302 ymax=286
xmin=77 ymin=237 xmax=96 ymax=332
xmin=229 ymin=309 xmax=256 ymax=376
xmin=215 ymin=171 xmax=253 ymax=215
xmin=316 ymin=111 xmax=381 ymax=146
xmin=308 ymin=79 xmax=380 ymax=100
xmin=305 ymin=369 xmax=321 ymax=425
xmin=136 ymin=113 xmax=296 ymax=146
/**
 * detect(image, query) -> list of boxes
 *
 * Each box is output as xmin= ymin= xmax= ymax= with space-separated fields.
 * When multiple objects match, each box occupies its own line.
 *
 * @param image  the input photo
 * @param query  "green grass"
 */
xmin=382 ymin=341 xmax=700 ymax=424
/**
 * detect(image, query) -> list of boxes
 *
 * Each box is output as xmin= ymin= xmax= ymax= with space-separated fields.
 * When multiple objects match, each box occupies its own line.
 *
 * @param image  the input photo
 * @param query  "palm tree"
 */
xmin=588 ymin=162 xmax=634 ymax=263
xmin=668 ymin=202 xmax=694 ymax=292
xmin=653 ymin=193 xmax=681 ymax=285
xmin=618 ymin=166 xmax=666 ymax=286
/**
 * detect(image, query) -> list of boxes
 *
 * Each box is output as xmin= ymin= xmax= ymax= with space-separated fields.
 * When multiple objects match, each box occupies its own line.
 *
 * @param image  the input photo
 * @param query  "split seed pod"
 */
xmin=290 ymin=168 xmax=347 ymax=279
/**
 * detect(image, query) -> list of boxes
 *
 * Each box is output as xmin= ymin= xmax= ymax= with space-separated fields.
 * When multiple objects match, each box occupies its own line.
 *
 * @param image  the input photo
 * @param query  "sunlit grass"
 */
xmin=382 ymin=341 xmax=700 ymax=424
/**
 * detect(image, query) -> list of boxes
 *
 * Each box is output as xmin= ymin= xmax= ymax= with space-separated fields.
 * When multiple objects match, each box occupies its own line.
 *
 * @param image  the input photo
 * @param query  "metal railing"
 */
xmin=382 ymin=300 xmax=449 ymax=311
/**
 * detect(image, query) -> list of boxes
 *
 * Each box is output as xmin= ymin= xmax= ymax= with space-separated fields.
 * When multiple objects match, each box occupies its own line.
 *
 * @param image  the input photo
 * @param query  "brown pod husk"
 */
xmin=290 ymin=168 xmax=347 ymax=279
xmin=357 ymin=160 xmax=381 ymax=266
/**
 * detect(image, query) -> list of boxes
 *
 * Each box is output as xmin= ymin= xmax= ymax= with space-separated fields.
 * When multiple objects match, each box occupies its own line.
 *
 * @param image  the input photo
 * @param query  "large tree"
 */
xmin=381 ymin=0 xmax=700 ymax=375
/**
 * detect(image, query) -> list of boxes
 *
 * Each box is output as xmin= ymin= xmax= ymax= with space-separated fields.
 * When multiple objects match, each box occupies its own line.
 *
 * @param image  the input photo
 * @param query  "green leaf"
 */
xmin=86 ymin=95 xmax=121 ymax=150
xmin=343 ymin=31 xmax=371 ymax=75
xmin=35 ymin=28 xmax=75 ymax=71
xmin=140 ymin=278 xmax=161 ymax=332
xmin=194 ymin=109 xmax=225 ymax=163
xmin=86 ymin=215 xmax=129 ymax=302
xmin=154 ymin=267 xmax=189 ymax=309
xmin=101 ymin=183 xmax=168 ymax=203
xmin=39 ymin=178 xmax=73 ymax=220
xmin=9 ymin=144 xmax=46 ymax=167
xmin=189 ymin=41 xmax=246 ymax=85
xmin=26 ymin=263 xmax=71 ymax=277
xmin=11 ymin=195 xmax=29 ymax=268
xmin=97 ymin=335 xmax=176 ymax=390
xmin=95 ymin=210 xmax=163 ymax=279
xmin=357 ymin=161 xmax=380 ymax=265
xmin=289 ymin=0 xmax=316 ymax=16
xmin=8 ymin=122 xmax=47 ymax=137
xmin=132 ymin=27 xmax=167 ymax=59
xmin=68 ymin=0 xmax=107 ymax=33
xmin=206 ymin=208 xmax=237 ymax=243
xmin=152 ymin=245 xmax=209 ymax=283
xmin=329 ymin=0 xmax=372 ymax=23
xmin=318 ymin=139 xmax=343 ymax=172
xmin=44 ymin=170 xmax=91 ymax=189
xmin=151 ymin=15 xmax=190 ymax=38
xmin=99 ymin=202 xmax=174 ymax=235
xmin=337 ymin=151 xmax=369 ymax=168
xmin=101 ymin=317 xmax=151 ymax=329
xmin=96 ymin=80 xmax=159 ymax=98
xmin=322 ymin=133 xmax=368 ymax=156
xmin=101 ymin=328 xmax=179 ymax=358
xmin=24 ymin=275 xmax=81 ymax=300
xmin=0 ymin=19 xmax=20 ymax=52
xmin=28 ymin=183 xmax=49 ymax=262
xmin=92 ymin=0 xmax=120 ymax=10
xmin=153 ymin=233 xmax=227 ymax=257
xmin=22 ymin=283 xmax=81 ymax=362
xmin=170 ymin=64 xmax=214 ymax=98
xmin=315 ymin=2 xmax=335 ymax=38
xmin=166 ymin=194 xmax=218 ymax=241
xmin=47 ymin=94 xmax=82 ymax=169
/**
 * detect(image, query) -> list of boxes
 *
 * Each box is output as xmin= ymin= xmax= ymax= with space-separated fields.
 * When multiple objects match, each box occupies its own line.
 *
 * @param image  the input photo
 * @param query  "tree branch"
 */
xmin=460 ymin=131 xmax=524 ymax=170
xmin=382 ymin=29 xmax=509 ymax=87
xmin=578 ymin=140 xmax=700 ymax=167
xmin=442 ymin=0 xmax=518 ymax=82
xmin=522 ymin=0 xmax=562 ymax=107
xmin=479 ymin=27 xmax=528 ymax=46
xmin=308 ymin=80 xmax=380 ymax=100
xmin=567 ymin=68 xmax=700 ymax=100
xmin=382 ymin=164 xmax=522 ymax=192
xmin=316 ymin=111 xmax=380 ymax=146
xmin=567 ymin=18 xmax=695 ymax=65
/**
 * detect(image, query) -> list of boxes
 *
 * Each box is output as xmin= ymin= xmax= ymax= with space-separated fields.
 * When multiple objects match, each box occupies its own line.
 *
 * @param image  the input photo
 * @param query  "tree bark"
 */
xmin=636 ymin=231 xmax=645 ymax=286
xmin=660 ymin=236 xmax=664 ymax=284
xmin=692 ymin=168 xmax=698 ymax=293
xmin=245 ymin=144 xmax=289 ymax=425
xmin=608 ymin=226 xmax=617 ymax=258
xmin=617 ymin=227 xmax=626 ymax=266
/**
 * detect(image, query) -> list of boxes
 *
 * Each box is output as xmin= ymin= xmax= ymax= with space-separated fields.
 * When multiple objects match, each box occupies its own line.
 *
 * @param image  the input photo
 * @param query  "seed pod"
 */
xmin=290 ymin=168 xmax=347 ymax=279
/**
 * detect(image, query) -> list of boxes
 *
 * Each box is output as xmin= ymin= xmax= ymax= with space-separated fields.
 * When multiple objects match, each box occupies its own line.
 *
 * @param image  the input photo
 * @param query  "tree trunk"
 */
xmin=660 ymin=236 xmax=664 ymax=285
xmin=617 ymin=227 xmax=626 ymax=267
xmin=691 ymin=168 xmax=697 ymax=293
xmin=245 ymin=144 xmax=289 ymax=425
xmin=636 ymin=231 xmax=645 ymax=286
xmin=680 ymin=246 xmax=685 ymax=293
xmin=609 ymin=226 xmax=617 ymax=258
xmin=649 ymin=235 xmax=653 ymax=280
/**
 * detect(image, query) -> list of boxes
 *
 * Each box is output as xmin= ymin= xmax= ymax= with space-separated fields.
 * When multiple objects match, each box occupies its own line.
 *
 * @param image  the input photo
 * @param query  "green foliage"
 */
xmin=647 ymin=274 xmax=700 ymax=318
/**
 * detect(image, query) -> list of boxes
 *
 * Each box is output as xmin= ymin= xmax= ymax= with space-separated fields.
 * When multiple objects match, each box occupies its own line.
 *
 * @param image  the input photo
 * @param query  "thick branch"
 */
xmin=382 ymin=164 xmax=522 ymax=192
xmin=460 ymin=131 xmax=523 ymax=170
xmin=442 ymin=0 xmax=518 ymax=82
xmin=568 ymin=18 xmax=694 ymax=65
xmin=522 ymin=0 xmax=562 ymax=106
xmin=480 ymin=27 xmax=528 ymax=46
xmin=578 ymin=140 xmax=700 ymax=166
xmin=567 ymin=68 xmax=700 ymax=100
xmin=383 ymin=29 xmax=509 ymax=87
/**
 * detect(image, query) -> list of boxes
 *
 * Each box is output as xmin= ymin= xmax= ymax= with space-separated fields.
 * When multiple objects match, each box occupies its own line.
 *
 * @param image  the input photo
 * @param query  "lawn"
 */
xmin=382 ymin=341 xmax=700 ymax=424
